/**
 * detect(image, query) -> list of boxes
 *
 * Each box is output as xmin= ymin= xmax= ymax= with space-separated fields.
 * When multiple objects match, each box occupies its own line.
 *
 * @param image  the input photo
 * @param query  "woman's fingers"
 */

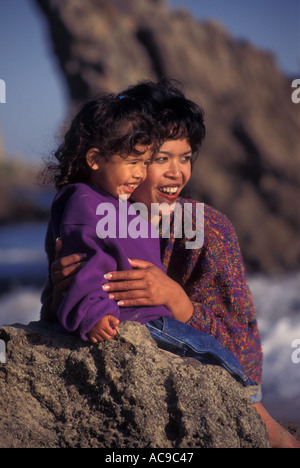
xmin=54 ymin=238 xmax=63 ymax=261
xmin=109 ymin=292 xmax=149 ymax=306
xmin=103 ymin=279 xmax=146 ymax=292
xmin=51 ymin=256 xmax=87 ymax=283
xmin=128 ymin=258 xmax=152 ymax=269
xmin=104 ymin=259 xmax=153 ymax=281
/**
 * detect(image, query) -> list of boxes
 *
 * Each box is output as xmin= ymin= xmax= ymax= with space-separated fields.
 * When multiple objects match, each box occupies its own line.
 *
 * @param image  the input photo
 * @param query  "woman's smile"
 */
xmin=157 ymin=184 xmax=181 ymax=200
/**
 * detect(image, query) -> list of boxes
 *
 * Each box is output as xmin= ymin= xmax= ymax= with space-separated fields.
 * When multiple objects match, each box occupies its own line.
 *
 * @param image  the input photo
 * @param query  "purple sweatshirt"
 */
xmin=51 ymin=183 xmax=172 ymax=340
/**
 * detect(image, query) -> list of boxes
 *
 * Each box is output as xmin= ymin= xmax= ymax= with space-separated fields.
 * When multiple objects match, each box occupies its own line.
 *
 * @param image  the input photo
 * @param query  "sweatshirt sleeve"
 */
xmin=57 ymin=222 xmax=120 ymax=341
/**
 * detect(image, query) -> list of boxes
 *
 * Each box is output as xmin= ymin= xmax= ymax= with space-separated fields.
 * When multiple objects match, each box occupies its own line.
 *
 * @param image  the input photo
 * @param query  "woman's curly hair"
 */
xmin=121 ymin=79 xmax=206 ymax=160
xmin=42 ymin=79 xmax=205 ymax=190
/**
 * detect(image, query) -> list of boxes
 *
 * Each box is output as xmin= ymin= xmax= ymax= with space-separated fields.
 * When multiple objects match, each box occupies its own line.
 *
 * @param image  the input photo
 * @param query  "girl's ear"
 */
xmin=86 ymin=148 xmax=100 ymax=170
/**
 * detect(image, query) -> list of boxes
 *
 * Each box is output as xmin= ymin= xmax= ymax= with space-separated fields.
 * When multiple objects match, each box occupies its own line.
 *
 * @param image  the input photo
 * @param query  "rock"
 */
xmin=0 ymin=321 xmax=269 ymax=448
xmin=34 ymin=0 xmax=300 ymax=274
xmin=0 ymin=157 xmax=49 ymax=225
xmin=280 ymin=422 xmax=300 ymax=443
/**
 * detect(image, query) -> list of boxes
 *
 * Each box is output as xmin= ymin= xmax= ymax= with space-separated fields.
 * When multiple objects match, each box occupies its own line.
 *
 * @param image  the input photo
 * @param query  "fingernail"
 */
xmin=104 ymin=273 xmax=113 ymax=280
xmin=109 ymin=294 xmax=115 ymax=300
xmin=102 ymin=284 xmax=110 ymax=291
xmin=80 ymin=253 xmax=88 ymax=260
xmin=117 ymin=301 xmax=125 ymax=306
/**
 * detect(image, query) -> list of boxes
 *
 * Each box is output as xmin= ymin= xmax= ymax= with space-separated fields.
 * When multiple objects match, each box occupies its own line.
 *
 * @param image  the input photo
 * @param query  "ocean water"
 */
xmin=0 ymin=222 xmax=299 ymax=424
xmin=247 ymin=273 xmax=300 ymax=423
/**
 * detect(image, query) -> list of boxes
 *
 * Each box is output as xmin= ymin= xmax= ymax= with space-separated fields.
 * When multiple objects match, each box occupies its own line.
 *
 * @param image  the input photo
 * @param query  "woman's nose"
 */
xmin=165 ymin=161 xmax=181 ymax=177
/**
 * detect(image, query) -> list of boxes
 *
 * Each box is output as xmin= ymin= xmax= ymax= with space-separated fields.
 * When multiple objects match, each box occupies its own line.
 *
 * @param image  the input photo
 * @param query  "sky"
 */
xmin=0 ymin=0 xmax=299 ymax=164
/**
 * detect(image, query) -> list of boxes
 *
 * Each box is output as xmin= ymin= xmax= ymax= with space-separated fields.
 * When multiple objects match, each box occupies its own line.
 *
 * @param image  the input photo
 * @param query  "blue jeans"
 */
xmin=146 ymin=317 xmax=262 ymax=404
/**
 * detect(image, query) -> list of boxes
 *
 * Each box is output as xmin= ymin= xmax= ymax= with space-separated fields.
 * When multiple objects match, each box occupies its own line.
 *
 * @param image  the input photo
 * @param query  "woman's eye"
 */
xmin=181 ymin=156 xmax=192 ymax=163
xmin=154 ymin=157 xmax=167 ymax=163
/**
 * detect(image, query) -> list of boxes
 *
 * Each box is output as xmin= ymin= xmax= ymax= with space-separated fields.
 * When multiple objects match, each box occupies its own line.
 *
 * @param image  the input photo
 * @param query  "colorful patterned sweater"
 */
xmin=160 ymin=198 xmax=263 ymax=384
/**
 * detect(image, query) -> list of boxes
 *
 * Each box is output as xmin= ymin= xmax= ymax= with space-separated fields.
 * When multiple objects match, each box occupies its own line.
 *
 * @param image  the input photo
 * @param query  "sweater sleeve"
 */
xmin=57 ymin=223 xmax=120 ymax=341
xmin=185 ymin=214 xmax=263 ymax=383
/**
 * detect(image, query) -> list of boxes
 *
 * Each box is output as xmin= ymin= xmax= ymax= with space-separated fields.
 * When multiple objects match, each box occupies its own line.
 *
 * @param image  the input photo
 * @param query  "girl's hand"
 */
xmin=51 ymin=238 xmax=87 ymax=312
xmin=103 ymin=259 xmax=194 ymax=323
xmin=87 ymin=315 xmax=120 ymax=343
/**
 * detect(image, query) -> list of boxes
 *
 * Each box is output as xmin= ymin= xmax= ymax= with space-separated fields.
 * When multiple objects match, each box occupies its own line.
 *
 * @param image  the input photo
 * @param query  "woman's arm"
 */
xmin=103 ymin=258 xmax=194 ymax=323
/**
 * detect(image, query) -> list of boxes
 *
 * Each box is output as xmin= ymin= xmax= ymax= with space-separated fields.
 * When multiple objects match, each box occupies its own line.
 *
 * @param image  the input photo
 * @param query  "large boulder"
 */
xmin=0 ymin=321 xmax=269 ymax=448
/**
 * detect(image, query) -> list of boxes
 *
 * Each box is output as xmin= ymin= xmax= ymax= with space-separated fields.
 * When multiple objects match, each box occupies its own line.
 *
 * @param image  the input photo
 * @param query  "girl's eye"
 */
xmin=129 ymin=160 xmax=151 ymax=166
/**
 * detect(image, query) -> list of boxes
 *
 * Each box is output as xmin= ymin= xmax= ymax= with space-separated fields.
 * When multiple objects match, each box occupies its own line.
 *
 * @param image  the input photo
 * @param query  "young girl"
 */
xmin=46 ymin=93 xmax=174 ymax=343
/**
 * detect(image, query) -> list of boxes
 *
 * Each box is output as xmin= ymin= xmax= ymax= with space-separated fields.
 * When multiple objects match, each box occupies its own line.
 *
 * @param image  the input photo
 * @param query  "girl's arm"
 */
xmin=55 ymin=223 xmax=120 ymax=341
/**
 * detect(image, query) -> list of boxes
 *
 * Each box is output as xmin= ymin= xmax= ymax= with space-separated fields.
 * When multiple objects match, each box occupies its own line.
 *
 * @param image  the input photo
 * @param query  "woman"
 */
xmin=41 ymin=79 xmax=300 ymax=448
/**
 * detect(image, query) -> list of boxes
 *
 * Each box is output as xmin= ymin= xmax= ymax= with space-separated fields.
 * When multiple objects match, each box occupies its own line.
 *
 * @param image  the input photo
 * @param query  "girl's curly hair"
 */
xmin=43 ymin=93 xmax=160 ymax=190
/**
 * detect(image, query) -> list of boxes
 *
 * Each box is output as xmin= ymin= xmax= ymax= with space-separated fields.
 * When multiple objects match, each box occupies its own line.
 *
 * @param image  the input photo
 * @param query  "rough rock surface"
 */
xmin=34 ymin=0 xmax=300 ymax=274
xmin=0 ymin=321 xmax=269 ymax=448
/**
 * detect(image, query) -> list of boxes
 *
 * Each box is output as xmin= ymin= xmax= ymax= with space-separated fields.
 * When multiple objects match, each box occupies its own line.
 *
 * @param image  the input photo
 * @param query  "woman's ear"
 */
xmin=86 ymin=148 xmax=100 ymax=170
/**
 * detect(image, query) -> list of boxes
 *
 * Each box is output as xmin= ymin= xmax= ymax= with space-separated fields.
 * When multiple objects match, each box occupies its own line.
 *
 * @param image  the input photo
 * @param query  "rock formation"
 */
xmin=0 ymin=321 xmax=270 ymax=448
xmin=33 ymin=0 xmax=300 ymax=274
xmin=0 ymin=156 xmax=49 ymax=225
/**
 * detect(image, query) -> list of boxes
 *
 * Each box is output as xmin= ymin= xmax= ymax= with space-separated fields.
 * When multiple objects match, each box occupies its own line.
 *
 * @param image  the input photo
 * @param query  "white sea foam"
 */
xmin=0 ymin=287 xmax=41 ymax=326
xmin=248 ymin=272 xmax=300 ymax=423
xmin=0 ymin=247 xmax=45 ymax=264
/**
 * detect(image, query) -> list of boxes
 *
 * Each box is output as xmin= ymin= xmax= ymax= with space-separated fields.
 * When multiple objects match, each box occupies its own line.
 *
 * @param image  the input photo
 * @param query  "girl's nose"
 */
xmin=133 ymin=164 xmax=147 ymax=180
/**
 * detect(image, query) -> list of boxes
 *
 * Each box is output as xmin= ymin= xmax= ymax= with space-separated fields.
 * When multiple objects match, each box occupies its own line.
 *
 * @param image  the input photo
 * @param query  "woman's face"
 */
xmin=132 ymin=138 xmax=192 ymax=211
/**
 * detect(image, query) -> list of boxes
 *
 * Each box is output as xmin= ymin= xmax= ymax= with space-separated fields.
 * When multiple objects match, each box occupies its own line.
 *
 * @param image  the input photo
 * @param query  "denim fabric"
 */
xmin=146 ymin=317 xmax=262 ymax=403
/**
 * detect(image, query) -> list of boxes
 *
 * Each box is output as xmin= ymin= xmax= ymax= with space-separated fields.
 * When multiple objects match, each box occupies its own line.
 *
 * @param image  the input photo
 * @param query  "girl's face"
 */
xmin=132 ymin=138 xmax=192 ymax=211
xmin=87 ymin=146 xmax=152 ymax=199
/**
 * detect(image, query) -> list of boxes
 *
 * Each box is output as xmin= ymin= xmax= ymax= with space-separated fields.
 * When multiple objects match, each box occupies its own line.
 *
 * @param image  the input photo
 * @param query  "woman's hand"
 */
xmin=51 ymin=238 xmax=87 ymax=312
xmin=103 ymin=258 xmax=194 ymax=323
